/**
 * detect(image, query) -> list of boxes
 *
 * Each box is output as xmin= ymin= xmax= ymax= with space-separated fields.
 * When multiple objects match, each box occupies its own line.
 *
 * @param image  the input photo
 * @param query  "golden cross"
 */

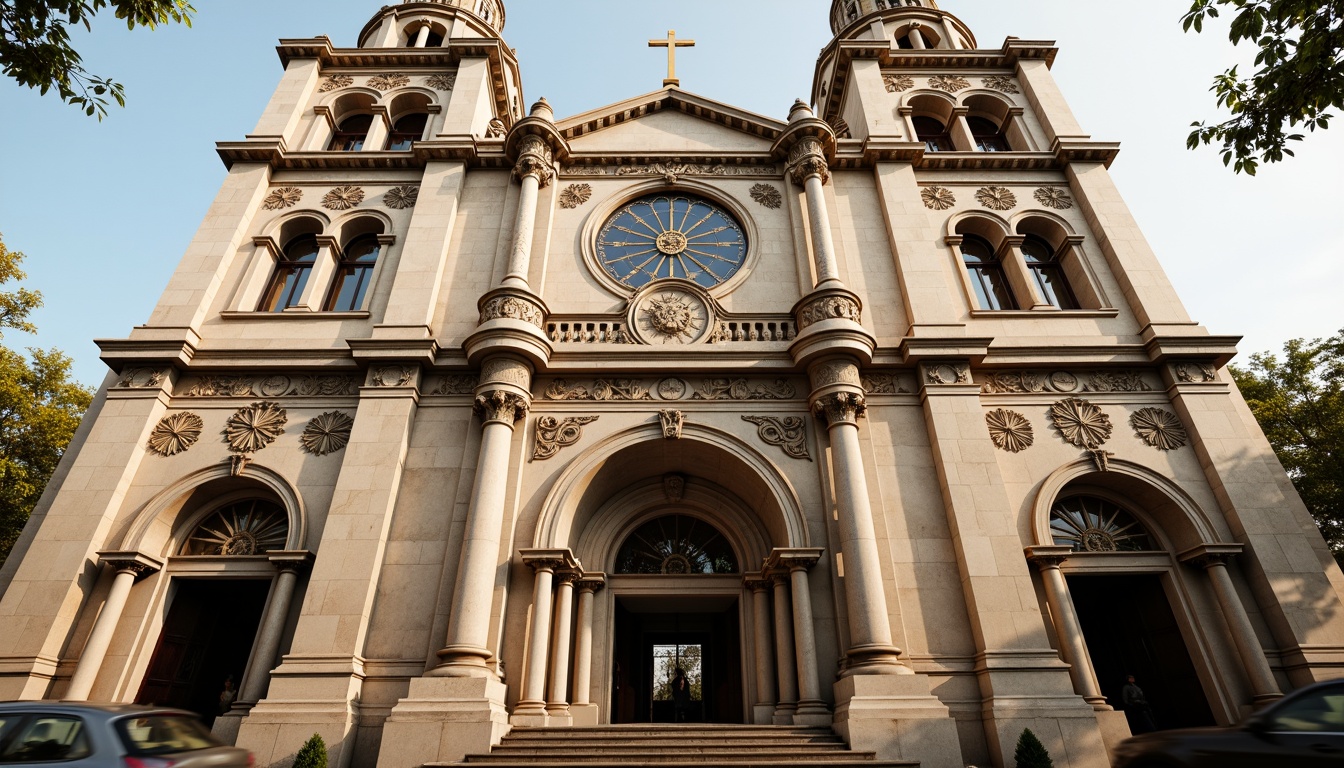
xmin=648 ymin=30 xmax=696 ymax=87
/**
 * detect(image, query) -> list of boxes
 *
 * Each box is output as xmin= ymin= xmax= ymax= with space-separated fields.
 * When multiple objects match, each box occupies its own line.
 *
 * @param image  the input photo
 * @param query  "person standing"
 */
xmin=1122 ymin=674 xmax=1157 ymax=733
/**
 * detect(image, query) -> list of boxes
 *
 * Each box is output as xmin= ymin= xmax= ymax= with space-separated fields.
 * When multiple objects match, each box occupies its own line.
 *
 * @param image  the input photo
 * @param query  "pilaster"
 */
xmin=248 ymin=56 xmax=322 ymax=145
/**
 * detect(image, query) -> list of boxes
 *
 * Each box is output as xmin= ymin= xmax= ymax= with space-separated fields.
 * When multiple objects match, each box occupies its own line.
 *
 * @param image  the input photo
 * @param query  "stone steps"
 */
xmin=431 ymin=725 xmax=919 ymax=768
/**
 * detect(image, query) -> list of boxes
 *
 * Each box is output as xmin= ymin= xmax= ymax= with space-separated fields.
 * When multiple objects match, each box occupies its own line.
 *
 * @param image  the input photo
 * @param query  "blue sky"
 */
xmin=1 ymin=0 xmax=1341 ymax=387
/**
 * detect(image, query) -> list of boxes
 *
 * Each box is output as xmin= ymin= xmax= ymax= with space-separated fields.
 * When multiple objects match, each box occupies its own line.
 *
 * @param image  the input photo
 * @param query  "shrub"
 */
xmin=293 ymin=733 xmax=328 ymax=768
xmin=1014 ymin=728 xmax=1054 ymax=768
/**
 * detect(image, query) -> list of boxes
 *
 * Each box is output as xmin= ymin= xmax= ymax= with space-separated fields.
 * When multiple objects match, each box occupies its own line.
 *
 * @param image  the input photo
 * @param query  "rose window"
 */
xmin=182 ymin=499 xmax=289 ymax=556
xmin=1049 ymin=496 xmax=1157 ymax=553
xmin=596 ymin=194 xmax=746 ymax=290
xmin=614 ymin=514 xmax=739 ymax=574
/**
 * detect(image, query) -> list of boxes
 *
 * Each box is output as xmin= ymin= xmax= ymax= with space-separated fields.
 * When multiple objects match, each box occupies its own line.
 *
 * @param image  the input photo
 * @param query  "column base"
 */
xmin=509 ymin=700 xmax=549 ymax=727
xmin=772 ymin=703 xmax=798 ymax=725
xmin=751 ymin=704 xmax=776 ymax=725
xmin=544 ymin=703 xmax=573 ymax=726
xmin=793 ymin=700 xmax=832 ymax=727
xmin=972 ymin=653 xmax=1113 ymax=768
xmin=236 ymin=697 xmax=361 ymax=768
xmin=571 ymin=703 xmax=601 ymax=726
xmin=375 ymin=676 xmax=510 ymax=768
xmin=832 ymin=674 xmax=964 ymax=768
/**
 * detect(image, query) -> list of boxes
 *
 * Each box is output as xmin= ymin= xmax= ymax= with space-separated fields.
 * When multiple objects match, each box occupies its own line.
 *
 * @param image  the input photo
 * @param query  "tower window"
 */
xmin=328 ymin=114 xmax=373 ymax=152
xmin=260 ymin=235 xmax=320 ymax=312
xmin=968 ymin=116 xmax=1010 ymax=152
xmin=960 ymin=235 xmax=1017 ymax=310
xmin=913 ymin=116 xmax=954 ymax=152
xmin=1021 ymin=235 xmax=1079 ymax=309
xmin=324 ymin=235 xmax=381 ymax=312
xmin=385 ymin=113 xmax=428 ymax=151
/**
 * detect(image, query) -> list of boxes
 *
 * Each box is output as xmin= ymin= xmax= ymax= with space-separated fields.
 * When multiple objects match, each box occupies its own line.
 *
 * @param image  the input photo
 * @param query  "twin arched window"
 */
xmin=325 ymin=235 xmax=381 ymax=312
xmin=259 ymin=231 xmax=382 ymax=313
xmin=329 ymin=114 xmax=373 ymax=152
xmin=327 ymin=112 xmax=429 ymax=152
xmin=914 ymin=116 xmax=954 ymax=152
xmin=968 ymin=116 xmax=1009 ymax=152
xmin=957 ymin=228 xmax=1085 ymax=312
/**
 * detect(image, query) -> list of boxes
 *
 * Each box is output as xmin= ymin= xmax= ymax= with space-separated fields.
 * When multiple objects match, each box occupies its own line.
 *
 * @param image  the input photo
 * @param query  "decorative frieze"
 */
xmin=883 ymin=74 xmax=914 ymax=93
xmin=262 ymin=187 xmax=303 ymax=211
xmin=811 ymin=361 xmax=863 ymax=389
xmin=177 ymin=374 xmax=360 ymax=398
xmin=796 ymin=293 xmax=861 ymax=330
xmin=812 ymin=391 xmax=867 ymax=426
xmin=559 ymin=184 xmax=592 ymax=209
xmin=147 ymin=412 xmax=204 ymax=457
xmin=116 ymin=368 xmax=168 ymax=389
xmin=788 ymin=136 xmax=831 ymax=185
xmin=479 ymin=358 xmax=531 ymax=389
xmin=928 ymin=75 xmax=971 ymax=93
xmin=750 ymin=184 xmax=783 ymax=209
xmin=658 ymin=410 xmax=685 ymax=439
xmin=544 ymin=379 xmax=653 ymax=401
xmin=321 ymin=186 xmax=365 ymax=211
xmin=923 ymin=363 xmax=972 ymax=386
xmin=861 ymin=373 xmax=911 ymax=394
xmin=424 ymin=375 xmax=478 ymax=396
xmin=480 ymin=294 xmax=546 ymax=328
xmin=1130 ymin=408 xmax=1188 ymax=451
xmin=981 ymin=75 xmax=1019 ymax=94
xmin=541 ymin=377 xmax=799 ymax=402
xmin=300 ymin=411 xmax=354 ymax=456
xmin=371 ymin=366 xmax=415 ymax=387
xmin=1050 ymin=398 xmax=1112 ymax=449
xmin=986 ymin=409 xmax=1034 ymax=453
xmin=975 ymin=186 xmax=1017 ymax=211
xmin=692 ymin=378 xmax=797 ymax=401
xmin=367 ymin=73 xmax=410 ymax=91
xmin=532 ymin=415 xmax=598 ymax=461
xmin=1033 ymin=187 xmax=1074 ymax=210
xmin=1173 ymin=362 xmax=1219 ymax=383
xmin=383 ymin=186 xmax=419 ymax=210
xmin=474 ymin=391 xmax=529 ymax=424
xmin=224 ymin=402 xmax=288 ymax=454
xmin=743 ymin=416 xmax=811 ymax=460
xmin=921 ymin=186 xmax=956 ymax=210
xmin=317 ymin=75 xmax=353 ymax=92
xmin=426 ymin=73 xmax=457 ymax=91
xmin=979 ymin=370 xmax=1154 ymax=395
xmin=658 ymin=378 xmax=688 ymax=400
xmin=562 ymin=162 xmax=779 ymax=180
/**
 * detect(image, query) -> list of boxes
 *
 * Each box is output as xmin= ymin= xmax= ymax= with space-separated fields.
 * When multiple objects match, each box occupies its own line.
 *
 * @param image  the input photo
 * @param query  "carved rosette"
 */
xmin=532 ymin=415 xmax=598 ymax=461
xmin=479 ymin=293 xmax=547 ymax=329
xmin=795 ymin=293 xmax=861 ymax=330
xmin=474 ymin=390 xmax=529 ymax=425
xmin=317 ymin=75 xmax=353 ymax=92
xmin=322 ymin=186 xmax=365 ymax=211
xmin=787 ymin=136 xmax=831 ymax=185
xmin=883 ymin=74 xmax=914 ymax=93
xmin=559 ymin=184 xmax=592 ymax=209
xmin=1050 ymin=398 xmax=1112 ymax=449
xmin=630 ymin=285 xmax=712 ymax=345
xmin=921 ymin=186 xmax=956 ymax=210
xmin=367 ymin=73 xmax=410 ymax=91
xmin=1130 ymin=408 xmax=1188 ymax=451
xmin=812 ymin=391 xmax=867 ymax=427
xmin=300 ymin=411 xmax=354 ymax=456
xmin=513 ymin=135 xmax=556 ymax=188
xmin=224 ymin=402 xmax=287 ymax=454
xmin=743 ymin=416 xmax=811 ymax=460
xmin=750 ymin=184 xmax=783 ymax=209
xmin=985 ymin=409 xmax=1034 ymax=453
xmin=262 ymin=187 xmax=303 ymax=211
xmin=426 ymin=73 xmax=457 ymax=91
xmin=383 ymin=186 xmax=419 ymax=210
xmin=928 ymin=75 xmax=971 ymax=93
xmin=147 ymin=412 xmax=204 ymax=457
xmin=982 ymin=75 xmax=1020 ymax=94
xmin=1033 ymin=187 xmax=1073 ymax=210
xmin=976 ymin=186 xmax=1017 ymax=211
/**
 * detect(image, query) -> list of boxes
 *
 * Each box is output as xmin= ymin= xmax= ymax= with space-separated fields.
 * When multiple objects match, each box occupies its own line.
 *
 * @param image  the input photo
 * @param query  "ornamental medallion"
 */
xmin=596 ymin=194 xmax=746 ymax=291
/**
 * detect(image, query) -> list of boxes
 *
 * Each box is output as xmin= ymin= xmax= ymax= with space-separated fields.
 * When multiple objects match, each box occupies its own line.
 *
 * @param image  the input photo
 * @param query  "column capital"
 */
xmin=474 ymin=390 xmax=529 ymax=426
xmin=787 ymin=135 xmax=832 ymax=186
xmin=1024 ymin=545 xmax=1074 ymax=569
xmin=743 ymin=572 xmax=773 ymax=592
xmin=576 ymin=573 xmax=606 ymax=594
xmin=96 ymin=550 xmax=163 ymax=579
xmin=268 ymin=550 xmax=315 ymax=574
xmin=1178 ymin=542 xmax=1245 ymax=569
xmin=520 ymin=548 xmax=580 ymax=573
xmin=511 ymin=134 xmax=556 ymax=188
xmin=772 ymin=102 xmax=836 ymax=185
xmin=765 ymin=547 xmax=825 ymax=572
xmin=555 ymin=569 xmax=582 ymax=586
xmin=812 ymin=390 xmax=867 ymax=428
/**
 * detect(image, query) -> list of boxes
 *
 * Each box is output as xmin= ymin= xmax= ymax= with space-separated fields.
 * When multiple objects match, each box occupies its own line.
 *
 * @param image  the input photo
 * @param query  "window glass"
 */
xmin=116 ymin=715 xmax=220 ymax=756
xmin=913 ymin=116 xmax=953 ymax=152
xmin=615 ymin=514 xmax=738 ymax=574
xmin=0 ymin=716 xmax=91 ymax=763
xmin=329 ymin=114 xmax=373 ymax=152
xmin=960 ymin=236 xmax=1017 ymax=310
xmin=324 ymin=235 xmax=382 ymax=312
xmin=1269 ymin=687 xmax=1344 ymax=732
xmin=386 ymin=113 xmax=428 ymax=151
xmin=259 ymin=235 xmax=320 ymax=312
xmin=968 ymin=117 xmax=1009 ymax=152
xmin=1050 ymin=496 xmax=1157 ymax=553
xmin=1021 ymin=236 xmax=1079 ymax=309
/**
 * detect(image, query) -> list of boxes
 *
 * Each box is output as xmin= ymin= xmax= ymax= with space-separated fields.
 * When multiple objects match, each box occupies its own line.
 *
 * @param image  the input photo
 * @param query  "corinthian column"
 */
xmin=66 ymin=552 xmax=161 ymax=700
xmin=786 ymin=110 xmax=841 ymax=288
xmin=503 ymin=131 xmax=554 ymax=289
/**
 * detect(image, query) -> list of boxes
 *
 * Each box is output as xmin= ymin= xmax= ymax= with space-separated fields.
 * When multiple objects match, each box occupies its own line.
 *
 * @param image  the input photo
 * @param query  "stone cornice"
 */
xmin=556 ymin=87 xmax=786 ymax=144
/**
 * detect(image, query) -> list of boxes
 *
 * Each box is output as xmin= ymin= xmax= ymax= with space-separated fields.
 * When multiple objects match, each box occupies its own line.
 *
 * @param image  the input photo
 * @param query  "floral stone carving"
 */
xmin=559 ymin=184 xmax=592 ymax=209
xmin=1050 ymin=398 xmax=1112 ymax=449
xmin=1034 ymin=187 xmax=1074 ymax=210
xmin=750 ymin=184 xmax=783 ymax=209
xmin=532 ymin=415 xmax=599 ymax=461
xmin=224 ymin=402 xmax=287 ymax=454
xmin=986 ymin=409 xmax=1034 ymax=453
xmin=318 ymin=75 xmax=353 ymax=92
xmin=480 ymin=294 xmax=546 ymax=328
xmin=384 ymin=186 xmax=419 ymax=209
xmin=117 ymin=368 xmax=167 ymax=388
xmin=486 ymin=118 xmax=508 ymax=138
xmin=659 ymin=410 xmax=685 ymax=439
xmin=982 ymin=76 xmax=1020 ymax=94
xmin=262 ymin=187 xmax=303 ymax=210
xmin=1130 ymin=408 xmax=1188 ymax=451
xmin=300 ymin=411 xmax=354 ymax=456
xmin=975 ymin=186 xmax=1017 ymax=211
xmin=743 ymin=416 xmax=811 ymax=460
xmin=632 ymin=288 xmax=710 ymax=345
xmin=883 ymin=74 xmax=914 ymax=93
xmin=921 ymin=186 xmax=956 ymax=210
xmin=148 ymin=412 xmax=204 ymax=457
xmin=796 ymin=294 xmax=861 ymax=330
xmin=426 ymin=73 xmax=457 ymax=91
xmin=544 ymin=379 xmax=653 ymax=401
xmin=178 ymin=374 xmax=359 ymax=398
xmin=322 ymin=186 xmax=365 ymax=211
xmin=928 ymin=75 xmax=971 ymax=93
xmin=367 ymin=73 xmax=411 ymax=91
xmin=924 ymin=363 xmax=971 ymax=385
xmin=692 ymin=378 xmax=797 ymax=401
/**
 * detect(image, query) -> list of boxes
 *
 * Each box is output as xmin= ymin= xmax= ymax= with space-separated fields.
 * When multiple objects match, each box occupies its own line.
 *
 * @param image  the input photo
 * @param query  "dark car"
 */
xmin=0 ymin=702 xmax=252 ymax=767
xmin=1112 ymin=679 xmax=1344 ymax=767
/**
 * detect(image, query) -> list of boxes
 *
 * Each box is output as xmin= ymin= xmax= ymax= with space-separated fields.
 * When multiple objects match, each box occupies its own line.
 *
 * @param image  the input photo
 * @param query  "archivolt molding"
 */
xmin=119 ymin=463 xmax=308 ymax=558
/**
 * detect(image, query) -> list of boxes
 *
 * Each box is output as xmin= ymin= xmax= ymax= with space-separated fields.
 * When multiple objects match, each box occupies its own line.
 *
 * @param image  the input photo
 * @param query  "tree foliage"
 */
xmin=0 ymin=0 xmax=195 ymax=119
xmin=1231 ymin=330 xmax=1344 ymax=555
xmin=1182 ymin=1 xmax=1344 ymax=174
xmin=1013 ymin=728 xmax=1055 ymax=768
xmin=0 ymin=234 xmax=93 ymax=567
xmin=292 ymin=734 xmax=328 ymax=768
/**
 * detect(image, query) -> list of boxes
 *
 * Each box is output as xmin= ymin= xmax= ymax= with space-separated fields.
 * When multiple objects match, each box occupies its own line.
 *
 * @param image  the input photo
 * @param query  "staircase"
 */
xmin=432 ymin=724 xmax=919 ymax=767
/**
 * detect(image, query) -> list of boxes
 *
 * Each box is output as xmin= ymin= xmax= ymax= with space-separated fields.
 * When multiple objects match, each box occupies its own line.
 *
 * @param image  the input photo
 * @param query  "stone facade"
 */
xmin=2 ymin=2 xmax=1342 ymax=768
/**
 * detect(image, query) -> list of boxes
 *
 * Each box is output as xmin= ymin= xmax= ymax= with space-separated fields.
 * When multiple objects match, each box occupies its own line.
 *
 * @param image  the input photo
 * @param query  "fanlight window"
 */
xmin=182 ymin=500 xmax=289 ymax=556
xmin=1050 ymin=496 xmax=1157 ymax=553
xmin=615 ymin=514 xmax=738 ymax=575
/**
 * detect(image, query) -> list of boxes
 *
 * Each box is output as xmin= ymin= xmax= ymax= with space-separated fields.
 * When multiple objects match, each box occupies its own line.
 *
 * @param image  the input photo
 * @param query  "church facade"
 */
xmin=2 ymin=1 xmax=1342 ymax=766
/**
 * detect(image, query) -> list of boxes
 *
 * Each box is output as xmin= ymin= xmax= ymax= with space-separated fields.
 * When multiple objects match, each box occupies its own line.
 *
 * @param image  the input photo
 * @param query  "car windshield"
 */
xmin=115 ymin=715 xmax=220 ymax=756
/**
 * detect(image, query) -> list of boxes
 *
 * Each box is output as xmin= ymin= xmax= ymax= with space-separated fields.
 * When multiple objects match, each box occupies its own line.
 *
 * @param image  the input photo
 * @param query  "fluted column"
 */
xmin=771 ymin=573 xmax=799 ymax=724
xmin=546 ymin=570 xmax=579 ymax=721
xmin=571 ymin=575 xmax=605 ymax=716
xmin=1026 ymin=547 xmax=1106 ymax=708
xmin=238 ymin=552 xmax=313 ymax=705
xmin=67 ymin=552 xmax=161 ymax=700
xmin=769 ymin=549 xmax=829 ymax=724
xmin=745 ymin=575 xmax=777 ymax=723
xmin=1181 ymin=546 xmax=1281 ymax=703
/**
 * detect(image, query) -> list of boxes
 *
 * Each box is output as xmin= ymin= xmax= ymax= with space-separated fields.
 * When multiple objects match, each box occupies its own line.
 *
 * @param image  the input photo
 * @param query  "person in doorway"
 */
xmin=217 ymin=677 xmax=237 ymax=716
xmin=671 ymin=667 xmax=692 ymax=723
xmin=1122 ymin=674 xmax=1157 ymax=733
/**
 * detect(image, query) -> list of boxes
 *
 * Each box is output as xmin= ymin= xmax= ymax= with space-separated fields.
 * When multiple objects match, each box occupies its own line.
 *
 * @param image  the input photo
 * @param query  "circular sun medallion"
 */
xmin=597 ymin=194 xmax=747 ymax=291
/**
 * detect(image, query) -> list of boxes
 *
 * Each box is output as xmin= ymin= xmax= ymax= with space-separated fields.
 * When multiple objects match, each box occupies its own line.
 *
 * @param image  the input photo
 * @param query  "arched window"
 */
xmin=913 ymin=116 xmax=953 ymax=152
xmin=328 ymin=114 xmax=373 ymax=152
xmin=259 ymin=234 xmax=320 ymax=312
xmin=1050 ymin=496 xmax=1157 ymax=553
xmin=615 ymin=514 xmax=738 ymax=575
xmin=968 ymin=116 xmax=1009 ymax=152
xmin=182 ymin=500 xmax=289 ymax=556
xmin=960 ymin=234 xmax=1016 ymax=310
xmin=324 ymin=234 xmax=380 ymax=311
xmin=386 ymin=113 xmax=428 ymax=151
xmin=1021 ymin=235 xmax=1078 ymax=309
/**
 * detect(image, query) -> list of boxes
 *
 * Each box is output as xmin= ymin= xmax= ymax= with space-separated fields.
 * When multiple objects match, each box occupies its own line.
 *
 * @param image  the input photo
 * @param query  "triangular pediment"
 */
xmin=558 ymin=89 xmax=785 ymax=155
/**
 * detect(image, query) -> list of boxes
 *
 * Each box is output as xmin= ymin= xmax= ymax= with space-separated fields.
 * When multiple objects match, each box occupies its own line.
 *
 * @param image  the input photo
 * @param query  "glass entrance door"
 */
xmin=611 ymin=600 xmax=743 ymax=724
